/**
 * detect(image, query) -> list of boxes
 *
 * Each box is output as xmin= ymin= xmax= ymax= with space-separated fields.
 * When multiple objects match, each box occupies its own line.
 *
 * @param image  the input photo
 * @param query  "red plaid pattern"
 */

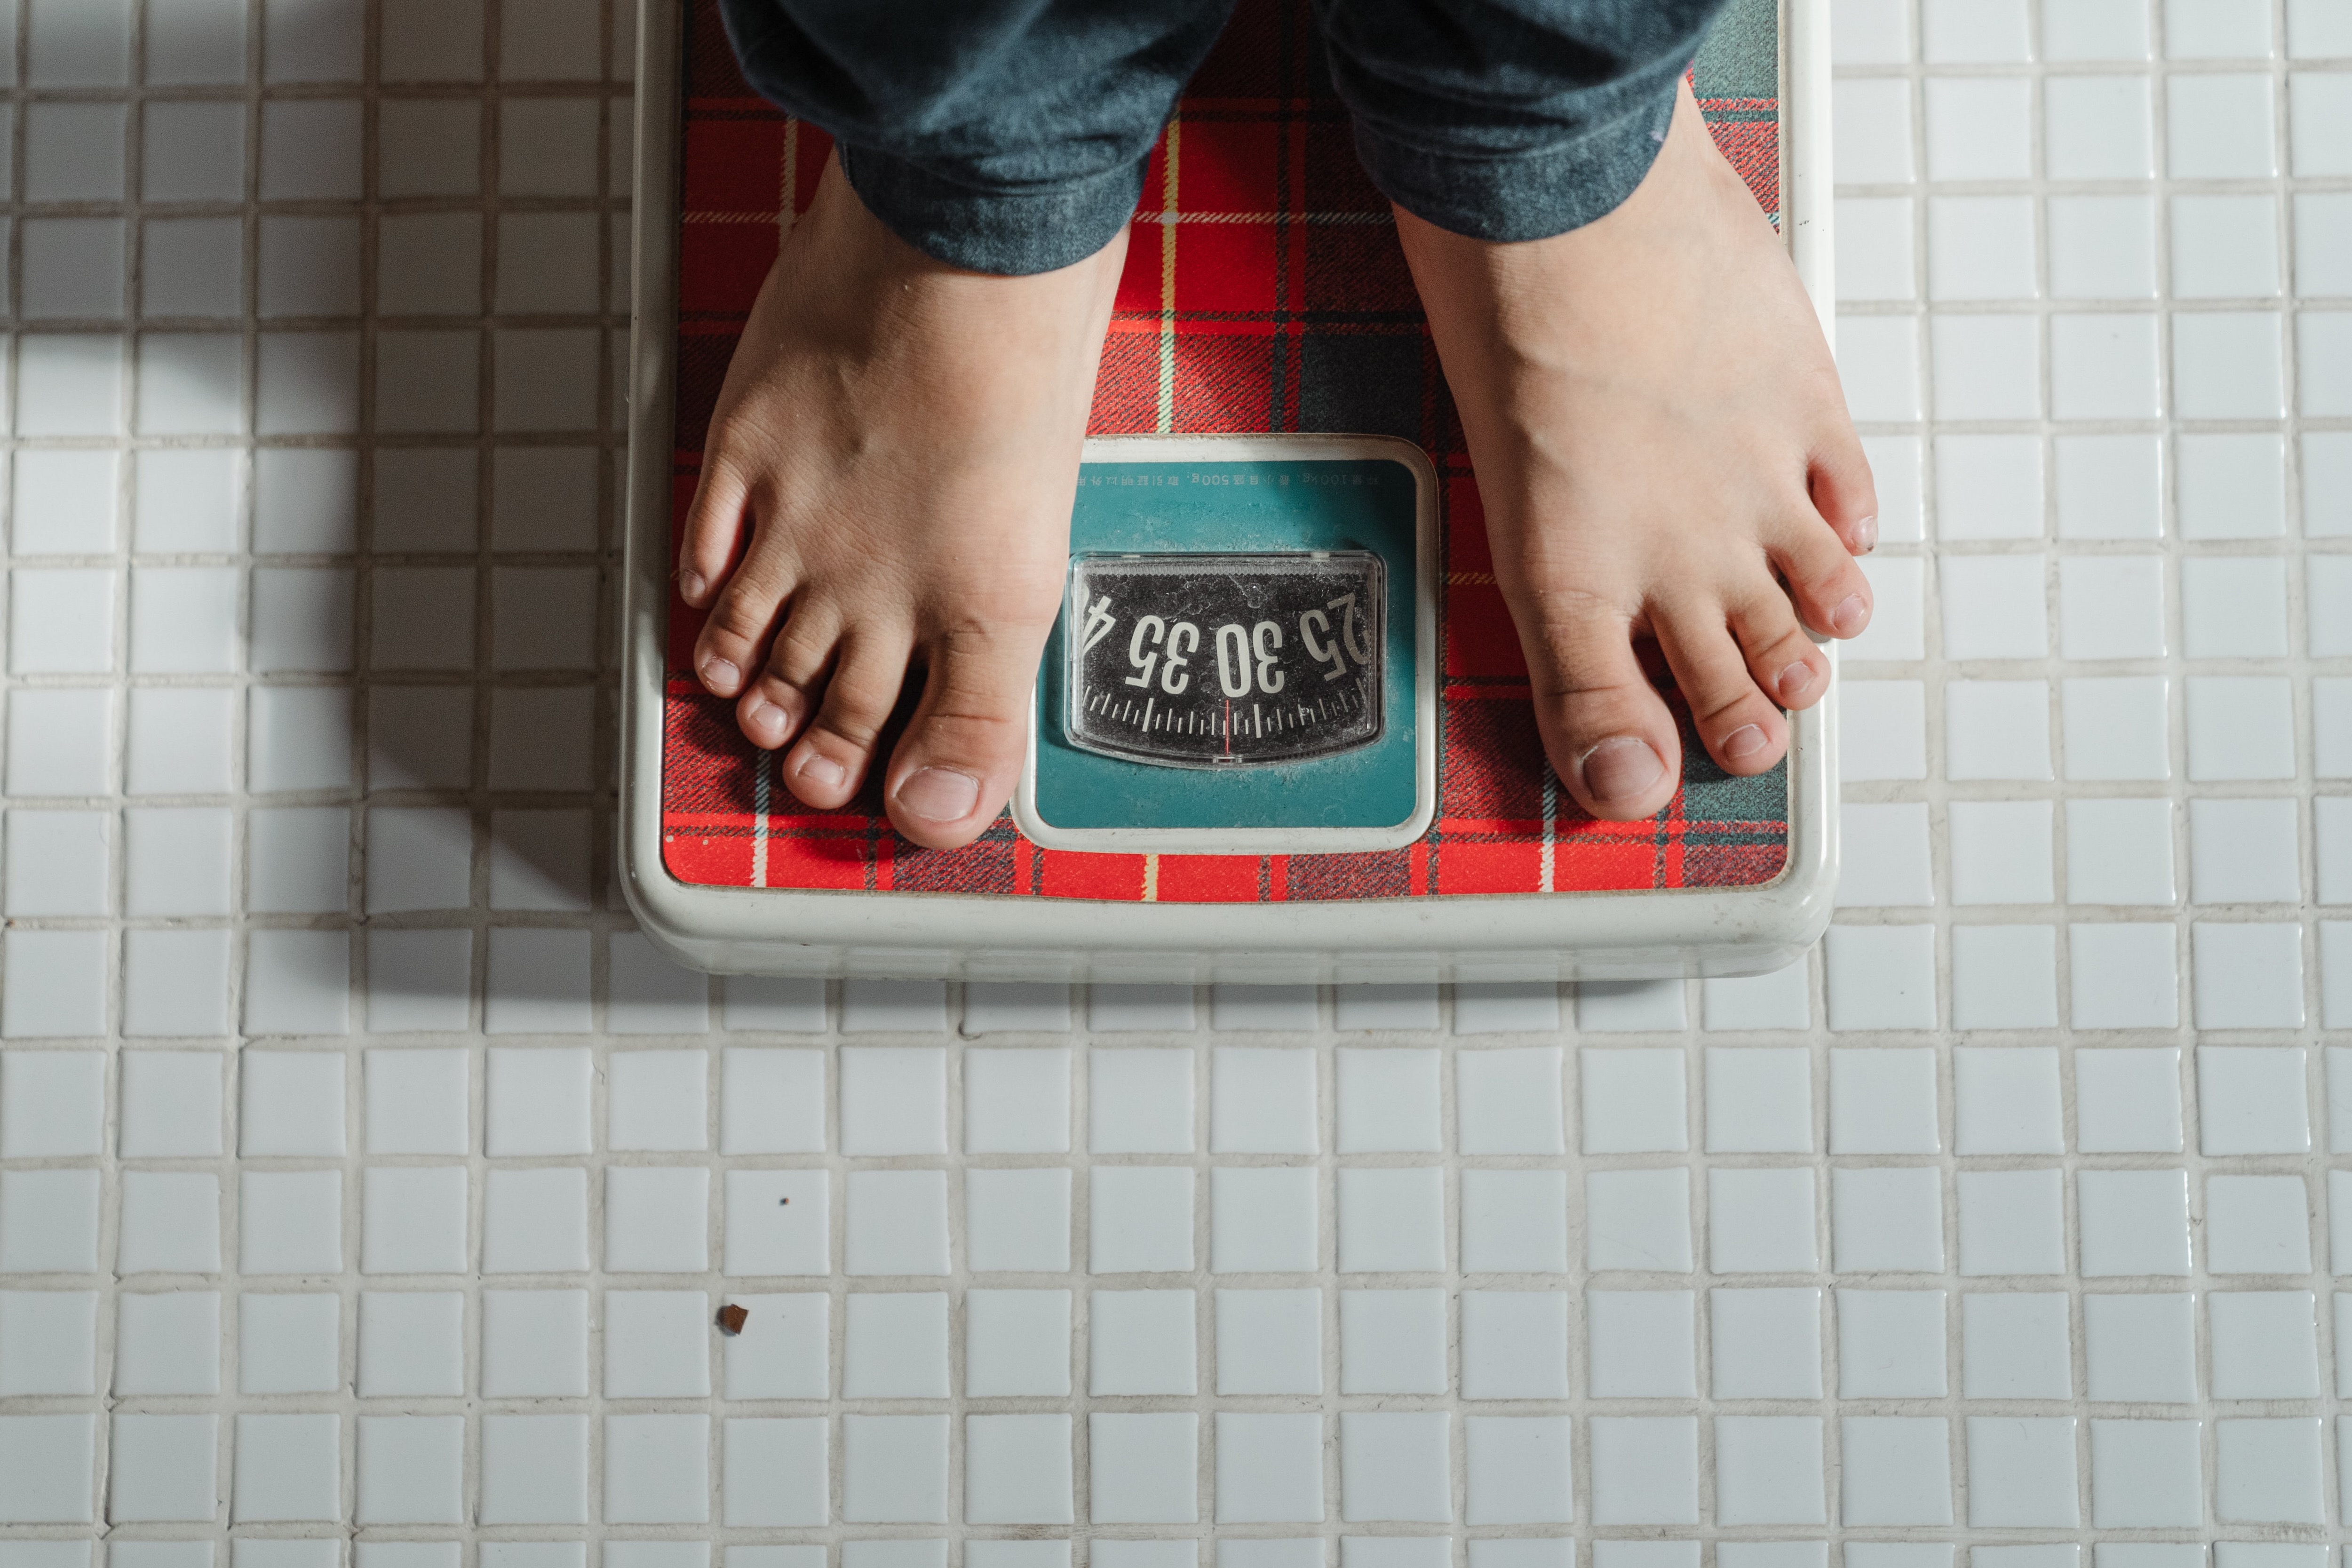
xmin=661 ymin=0 xmax=1790 ymax=902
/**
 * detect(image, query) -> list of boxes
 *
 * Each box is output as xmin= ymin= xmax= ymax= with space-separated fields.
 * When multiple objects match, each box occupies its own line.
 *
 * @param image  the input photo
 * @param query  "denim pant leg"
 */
xmin=716 ymin=0 xmax=1238 ymax=275
xmin=1313 ymin=0 xmax=1733 ymax=242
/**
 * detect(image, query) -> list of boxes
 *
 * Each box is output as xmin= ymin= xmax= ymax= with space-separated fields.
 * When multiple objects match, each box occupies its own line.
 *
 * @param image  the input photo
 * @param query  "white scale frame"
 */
xmin=620 ymin=0 xmax=1840 ymax=984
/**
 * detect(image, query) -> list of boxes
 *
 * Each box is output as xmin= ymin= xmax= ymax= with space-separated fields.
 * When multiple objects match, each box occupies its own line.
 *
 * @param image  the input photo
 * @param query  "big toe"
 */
xmin=884 ymin=624 xmax=1049 ymax=850
xmin=1518 ymin=594 xmax=1683 ymax=821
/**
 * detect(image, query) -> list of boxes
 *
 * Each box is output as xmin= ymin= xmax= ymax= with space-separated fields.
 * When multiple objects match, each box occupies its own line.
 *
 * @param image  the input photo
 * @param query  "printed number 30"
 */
xmin=1214 ymin=621 xmax=1285 ymax=698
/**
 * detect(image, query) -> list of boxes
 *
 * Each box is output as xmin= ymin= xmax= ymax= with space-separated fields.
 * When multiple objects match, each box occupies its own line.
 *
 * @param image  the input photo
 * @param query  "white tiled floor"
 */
xmin=2 ymin=0 xmax=2352 ymax=1563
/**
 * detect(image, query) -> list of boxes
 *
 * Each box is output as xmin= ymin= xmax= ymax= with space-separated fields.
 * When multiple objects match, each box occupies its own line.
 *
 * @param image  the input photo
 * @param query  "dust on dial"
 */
xmin=1063 ymin=551 xmax=1384 ymax=767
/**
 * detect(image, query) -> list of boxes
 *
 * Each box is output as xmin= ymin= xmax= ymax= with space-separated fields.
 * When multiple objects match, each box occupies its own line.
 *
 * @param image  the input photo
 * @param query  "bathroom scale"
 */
xmin=620 ymin=0 xmax=1839 ymax=981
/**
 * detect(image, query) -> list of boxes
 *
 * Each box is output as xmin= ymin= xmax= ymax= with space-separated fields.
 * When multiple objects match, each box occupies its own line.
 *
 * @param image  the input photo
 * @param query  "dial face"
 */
xmin=1063 ymin=551 xmax=1385 ymax=768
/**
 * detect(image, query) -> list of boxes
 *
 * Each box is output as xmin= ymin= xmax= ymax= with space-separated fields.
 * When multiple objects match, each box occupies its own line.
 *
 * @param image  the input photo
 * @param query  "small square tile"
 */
xmin=2046 ymin=78 xmax=2156 ymax=180
xmin=1338 ymin=1167 xmax=1445 ymax=1272
xmin=838 ymin=1047 xmax=949 ymax=1155
xmin=1212 ymin=1166 xmax=1317 ymax=1273
xmin=851 ymin=1170 xmax=950 ymax=1279
xmin=1924 ymin=77 xmax=2034 ymax=179
xmin=1338 ymin=1411 xmax=1450 ymax=1524
xmin=2074 ymin=1047 xmax=2182 ymax=1153
xmin=2071 ymin=923 xmax=2181 ymax=1027
xmin=1335 ymin=1048 xmax=1442 ymax=1153
xmin=1965 ymin=1416 xmax=2080 ymax=1527
xmin=482 ymin=1166 xmax=593 ymax=1279
xmin=1931 ymin=314 xmax=2042 ymax=420
xmin=2090 ymin=1422 xmax=2203 ymax=1528
xmin=1832 ymin=1167 xmax=1946 ymax=1273
xmin=965 ymin=1288 xmax=1066 ymax=1397
xmin=1955 ymin=1048 xmax=2063 ymax=1152
xmin=1461 ymin=1289 xmax=1570 ymax=1398
xmin=1584 ymin=1168 xmax=1690 ymax=1273
xmin=0 ymin=1291 xmax=100 ymax=1396
xmin=841 ymin=1290 xmax=948 ymax=1398
xmin=2063 ymin=677 xmax=2172 ymax=781
xmin=1838 ymin=803 xmax=1934 ymax=907
xmin=1211 ymin=1046 xmax=1318 ymax=1154
xmin=485 ymin=1046 xmax=591 ymax=1157
xmin=1452 ymin=980 xmax=1561 ymax=1033
xmin=478 ymin=1414 xmax=588 ymax=1525
xmin=120 ymin=1170 xmax=224 ymax=1274
xmin=2207 ymin=1174 xmax=2312 ymax=1274
xmin=1963 ymin=1292 xmax=2070 ymax=1398
xmin=1089 ymin=1048 xmax=1194 ymax=1153
xmin=359 ymin=1166 xmax=462 ymax=1274
xmin=605 ymin=1051 xmax=708 ymax=1153
xmin=1949 ymin=802 xmax=2055 ymax=906
xmin=358 ymin=1290 xmax=463 ymax=1396
xmin=1927 ymin=199 xmax=2037 ymax=302
xmin=719 ymin=1169 xmax=827 ymax=1277
xmin=2083 ymin=1293 xmax=2196 ymax=1401
xmin=1588 ymin=1416 xmax=1699 ymax=1525
xmin=603 ymin=1414 xmax=710 ymax=1525
xmin=1579 ymin=1048 xmax=1686 ymax=1153
xmin=1716 ymin=1415 xmax=1827 ymax=1526
xmin=1833 ymin=78 xmax=1915 ymax=182
xmin=1837 ymin=681 xmax=1927 ymax=781
xmin=1957 ymin=1168 xmax=2066 ymax=1275
xmin=1836 ymin=1288 xmax=1947 ymax=1397
xmin=238 ymin=1293 xmax=340 ymax=1394
xmin=1702 ymin=1046 xmax=1811 ymax=1150
xmin=1089 ymin=1412 xmax=1198 ymax=1524
xmin=719 ymin=1049 xmax=825 ymax=1154
xmin=1216 ymin=1287 xmax=1320 ymax=1395
xmin=1089 ymin=1288 xmax=1193 ymax=1395
xmin=2215 ymin=1418 xmax=2325 ymax=1524
xmin=1947 ymin=680 xmax=2054 ymax=780
xmin=1836 ymin=197 xmax=1917 ymax=302
xmin=1839 ymin=1417 xmax=1954 ymax=1526
xmin=1712 ymin=1286 xmax=1823 ymax=1398
xmin=966 ymin=1167 xmax=1071 ymax=1273
xmin=1708 ymin=1168 xmax=1818 ymax=1273
xmin=1829 ymin=1048 xmax=1938 ymax=1153
xmin=1455 ymin=1046 xmax=1564 ymax=1154
xmin=481 ymin=1290 xmax=589 ymax=1397
xmin=1587 ymin=1289 xmax=1696 ymax=1396
xmin=109 ymin=1413 xmax=219 ymax=1522
xmin=963 ymin=1049 xmax=1070 ymax=1154
xmin=2173 ymin=193 xmax=2282 ymax=298
xmin=1340 ymin=1289 xmax=1446 ymax=1394
xmin=2209 ymin=1291 xmax=2321 ymax=1397
xmin=1463 ymin=1416 xmax=1574 ymax=1525
xmin=1215 ymin=1412 xmax=1324 ymax=1524
xmin=2066 ymin=800 xmax=2176 ymax=906
xmin=965 ymin=1412 xmax=1073 ymax=1526
xmin=114 ymin=1290 xmax=220 ymax=1395
xmin=2059 ymin=557 xmax=2165 ymax=660
xmin=119 ymin=1051 xmax=225 ymax=1156
xmin=1090 ymin=1167 xmax=1192 ymax=1274
xmin=2193 ymin=921 xmax=2304 ymax=1027
xmin=231 ymin=1414 xmax=342 ymax=1524
xmin=2173 ymin=312 xmax=2286 ymax=420
xmin=2079 ymin=1169 xmax=2192 ymax=1275
xmin=2199 ymin=1045 xmax=2310 ymax=1153
xmin=2167 ymin=74 xmax=2279 ymax=177
xmin=2182 ymin=558 xmax=2290 ymax=658
xmin=1575 ymin=980 xmax=1686 ymax=1032
xmin=1463 ymin=1168 xmax=1568 ymax=1272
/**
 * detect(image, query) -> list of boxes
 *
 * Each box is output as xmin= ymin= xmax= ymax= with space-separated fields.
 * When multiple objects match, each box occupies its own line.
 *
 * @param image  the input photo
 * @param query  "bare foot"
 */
xmin=678 ymin=155 xmax=1126 ymax=850
xmin=1396 ymin=80 xmax=1876 ymax=822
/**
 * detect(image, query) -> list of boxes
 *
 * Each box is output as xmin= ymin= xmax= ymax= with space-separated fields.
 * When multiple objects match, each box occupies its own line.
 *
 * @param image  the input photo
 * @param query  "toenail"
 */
xmin=679 ymin=569 xmax=707 ymax=603
xmin=1829 ymin=594 xmax=1868 ymax=637
xmin=1775 ymin=662 xmax=1813 ymax=702
xmin=796 ymin=752 xmax=847 ymax=791
xmin=1723 ymin=724 xmax=1769 ymax=762
xmin=700 ymin=654 xmax=741 ymax=694
xmin=898 ymin=766 xmax=981 ymax=823
xmin=1851 ymin=515 xmax=1878 ymax=553
xmin=1579 ymin=736 xmax=1664 ymax=803
xmin=746 ymin=701 xmax=788 ymax=745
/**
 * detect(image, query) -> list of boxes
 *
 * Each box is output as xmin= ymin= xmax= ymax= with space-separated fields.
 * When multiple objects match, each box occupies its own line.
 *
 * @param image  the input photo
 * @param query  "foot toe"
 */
xmin=1810 ymin=427 xmax=1880 ymax=556
xmin=885 ymin=625 xmax=1050 ymax=849
xmin=1518 ymin=595 xmax=1683 ymax=820
xmin=694 ymin=555 xmax=796 ymax=700
xmin=781 ymin=632 xmax=910 ymax=809
xmin=1729 ymin=594 xmax=1831 ymax=712
xmin=1657 ymin=600 xmax=1788 ymax=775
xmin=1771 ymin=513 xmax=1874 ymax=639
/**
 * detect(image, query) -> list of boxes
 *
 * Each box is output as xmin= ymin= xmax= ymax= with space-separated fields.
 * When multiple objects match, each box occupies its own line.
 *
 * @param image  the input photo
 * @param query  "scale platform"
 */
xmin=620 ymin=0 xmax=1838 ymax=983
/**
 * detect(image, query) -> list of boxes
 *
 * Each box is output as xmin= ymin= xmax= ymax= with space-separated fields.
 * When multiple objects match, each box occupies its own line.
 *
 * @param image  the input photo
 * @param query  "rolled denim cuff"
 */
xmin=839 ymin=143 xmax=1146 ymax=276
xmin=1350 ymin=78 xmax=1679 ymax=244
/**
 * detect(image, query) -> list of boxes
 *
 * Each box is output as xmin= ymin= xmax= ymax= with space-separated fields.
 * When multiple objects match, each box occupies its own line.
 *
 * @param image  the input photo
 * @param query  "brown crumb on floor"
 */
xmin=716 ymin=1303 xmax=749 ymax=1336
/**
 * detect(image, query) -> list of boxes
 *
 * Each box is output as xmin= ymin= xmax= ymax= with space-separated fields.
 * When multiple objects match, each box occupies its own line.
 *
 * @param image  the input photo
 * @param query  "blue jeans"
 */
xmin=717 ymin=0 xmax=1735 ymax=275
